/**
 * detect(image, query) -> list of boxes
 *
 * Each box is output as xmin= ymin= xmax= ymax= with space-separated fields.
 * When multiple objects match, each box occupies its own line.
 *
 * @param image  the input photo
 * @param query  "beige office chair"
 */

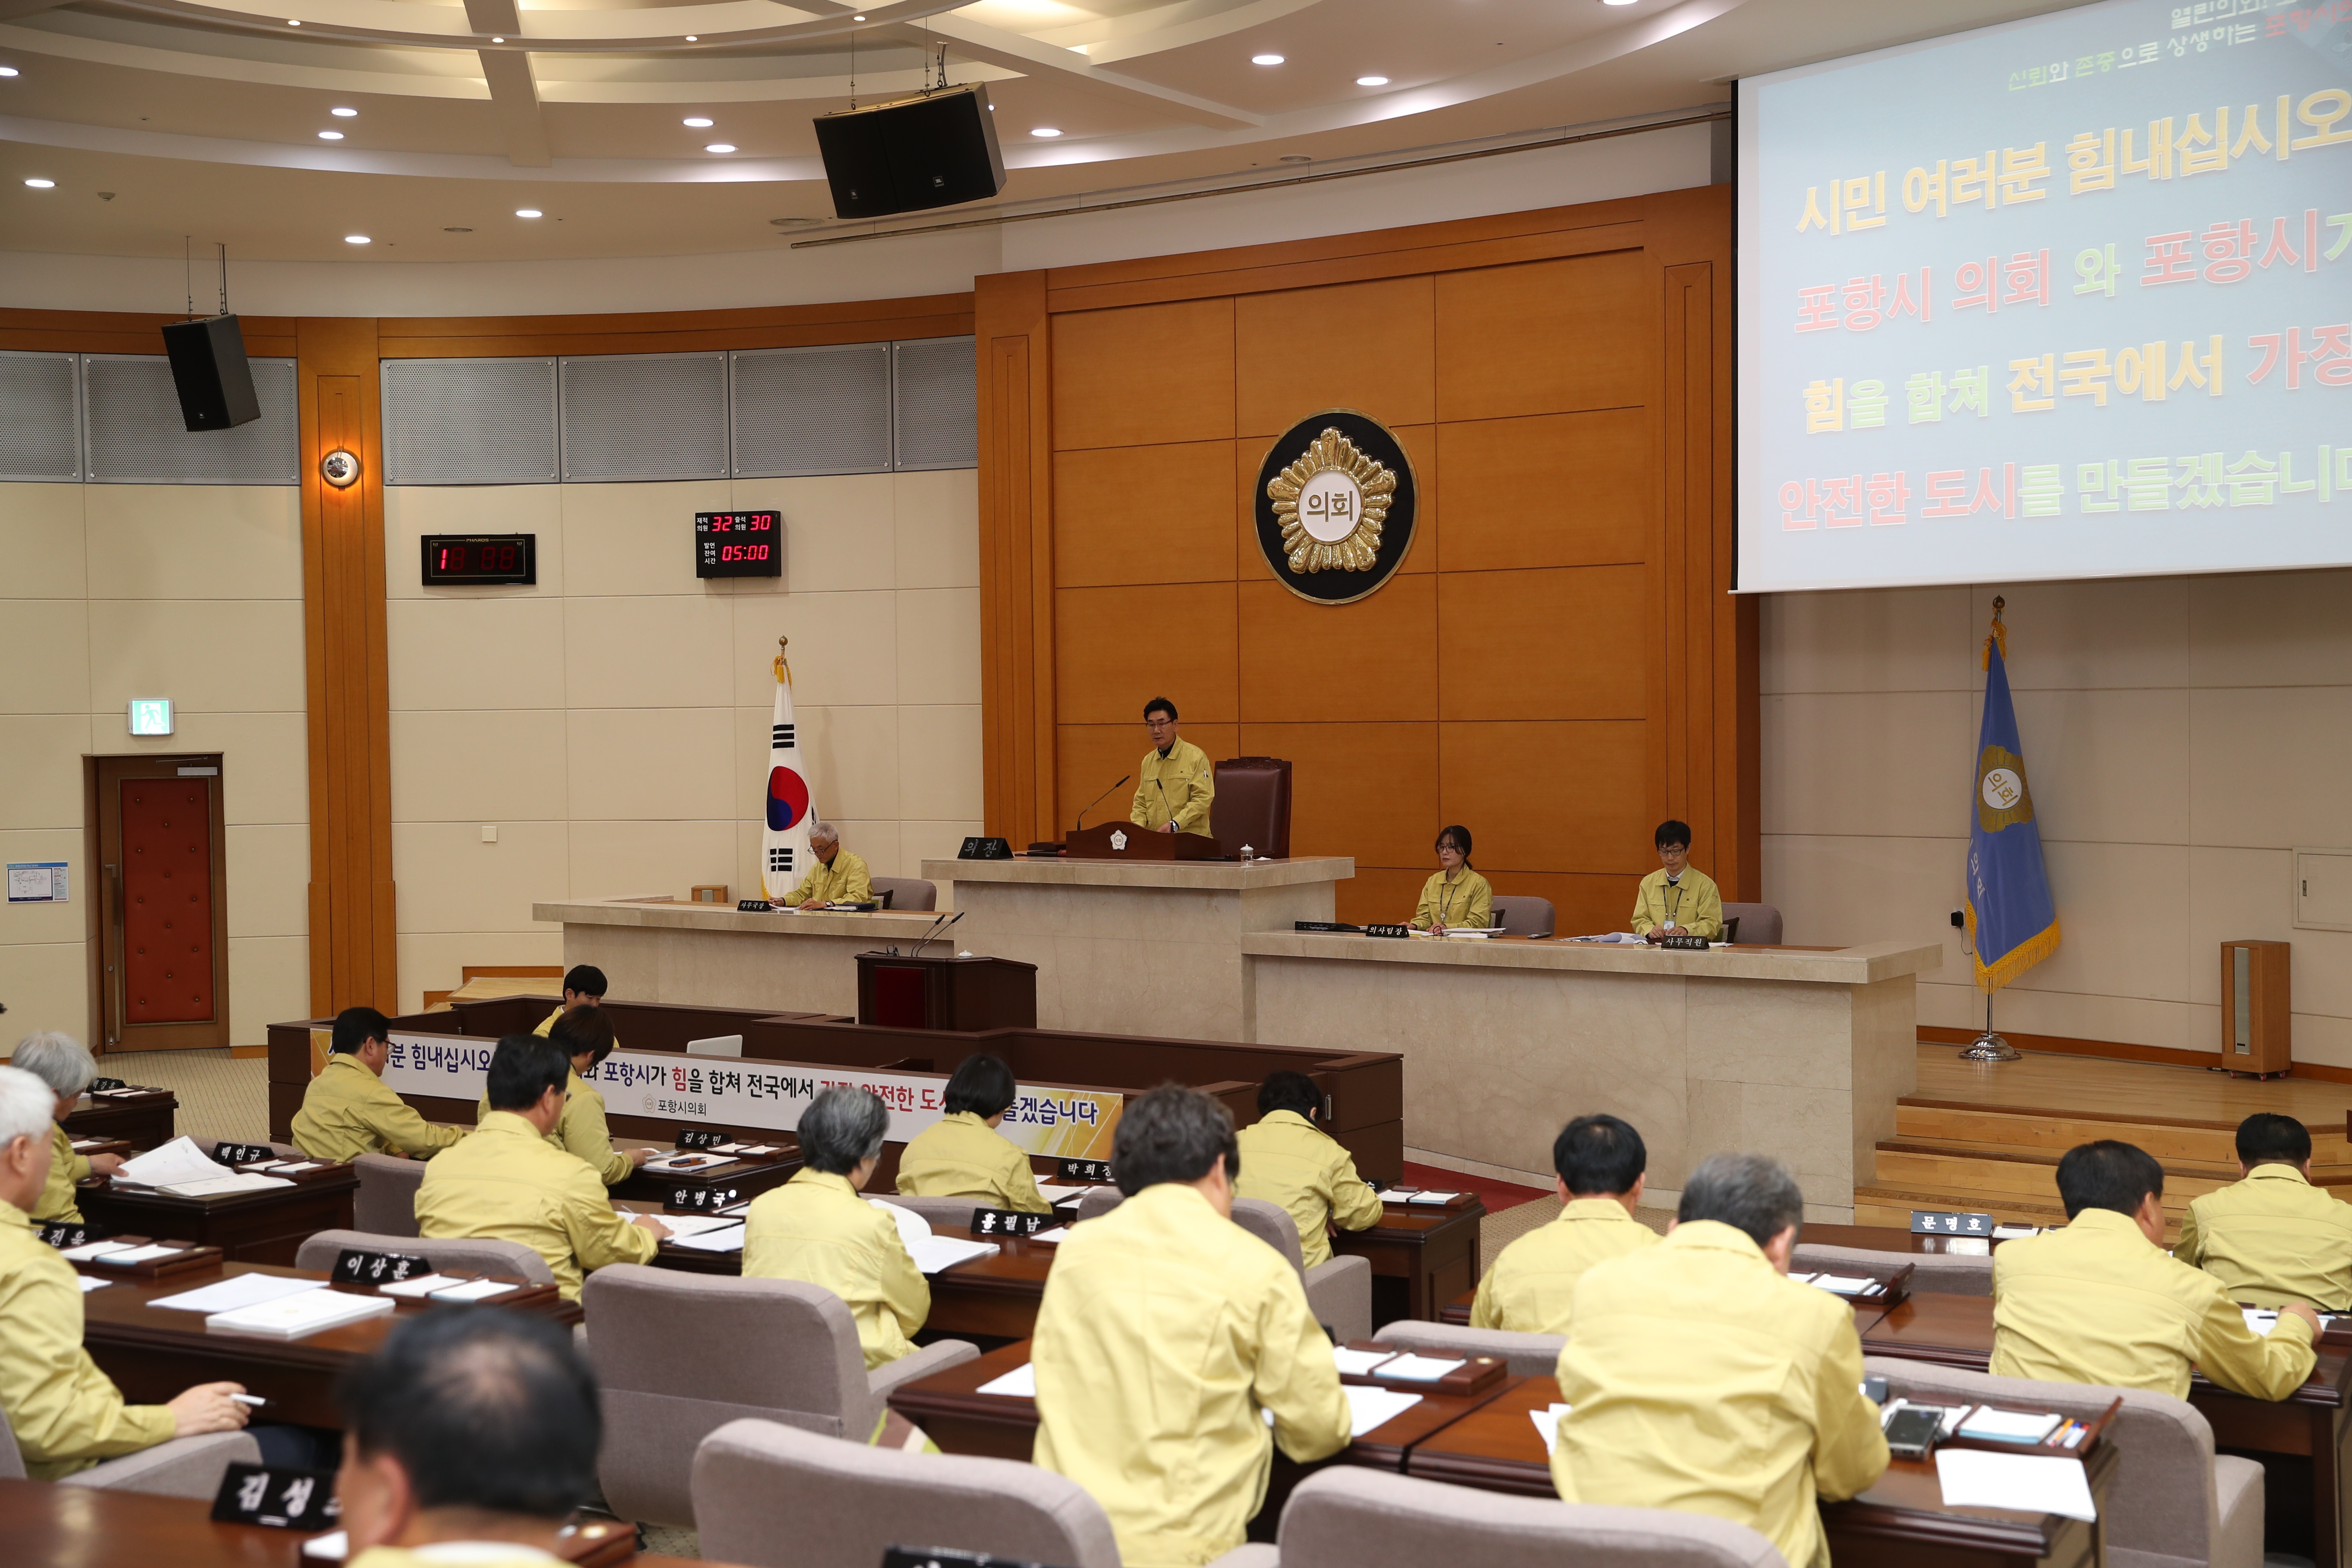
xmin=294 ymin=1228 xmax=556 ymax=1284
xmin=693 ymin=1417 xmax=1277 ymax=1568
xmin=1276 ymin=1466 xmax=1787 ymax=1568
xmin=1719 ymin=902 xmax=1782 ymax=946
xmin=1486 ymin=896 xmax=1556 ymax=939
xmin=0 ymin=1403 xmax=259 ymax=1498
xmin=870 ymin=877 xmax=937 ymax=912
xmin=1864 ymin=1357 xmax=2261 ymax=1568
xmin=1792 ymin=1241 xmax=1990 ymax=1297
xmin=1370 ymin=1319 xmax=1565 ymax=1378
xmin=351 ymin=1152 xmax=426 ymax=1237
xmin=581 ymin=1264 xmax=979 ymax=1528
xmin=1072 ymin=1188 xmax=1372 ymax=1342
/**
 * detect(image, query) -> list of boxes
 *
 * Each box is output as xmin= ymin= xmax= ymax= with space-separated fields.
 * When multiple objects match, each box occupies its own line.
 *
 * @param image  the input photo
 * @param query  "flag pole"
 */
xmin=1963 ymin=597 xmax=2022 ymax=1063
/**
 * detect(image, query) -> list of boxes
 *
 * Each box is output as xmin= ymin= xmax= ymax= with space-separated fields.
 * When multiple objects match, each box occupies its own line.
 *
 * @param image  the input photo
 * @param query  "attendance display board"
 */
xmin=1738 ymin=0 xmax=2352 ymax=592
xmin=376 ymin=1032 xmax=1119 ymax=1158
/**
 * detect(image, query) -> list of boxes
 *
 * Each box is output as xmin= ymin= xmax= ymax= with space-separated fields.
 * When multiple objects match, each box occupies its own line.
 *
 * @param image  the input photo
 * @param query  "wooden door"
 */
xmin=94 ymin=756 xmax=230 ymax=1052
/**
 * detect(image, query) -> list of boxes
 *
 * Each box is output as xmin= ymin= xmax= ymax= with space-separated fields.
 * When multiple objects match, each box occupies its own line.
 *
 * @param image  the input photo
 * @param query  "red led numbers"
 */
xmin=420 ymin=534 xmax=535 ymax=586
xmin=695 ymin=511 xmax=783 ymax=579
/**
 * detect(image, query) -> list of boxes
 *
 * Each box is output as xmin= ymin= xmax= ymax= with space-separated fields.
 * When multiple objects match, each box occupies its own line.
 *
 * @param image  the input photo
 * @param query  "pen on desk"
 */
xmin=230 ymin=1393 xmax=269 ymax=1408
xmin=2060 ymin=1421 xmax=2086 ymax=1449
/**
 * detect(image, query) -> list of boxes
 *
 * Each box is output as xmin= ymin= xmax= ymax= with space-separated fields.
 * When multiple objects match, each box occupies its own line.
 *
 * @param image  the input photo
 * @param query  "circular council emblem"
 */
xmin=1252 ymin=410 xmax=1418 ymax=605
xmin=765 ymin=766 xmax=810 ymax=832
xmin=1981 ymin=769 xmax=2024 ymax=812
xmin=1975 ymin=745 xmax=2036 ymax=833
xmin=319 ymin=449 xmax=361 ymax=489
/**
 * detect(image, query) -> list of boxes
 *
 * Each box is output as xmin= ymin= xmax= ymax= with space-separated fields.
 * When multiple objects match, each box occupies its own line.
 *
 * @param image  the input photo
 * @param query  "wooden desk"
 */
xmin=1341 ymin=1198 xmax=1482 ymax=1324
xmin=0 ymin=1476 xmax=674 ymax=1568
xmin=610 ymin=1147 xmax=802 ymax=1209
xmin=81 ymin=1167 xmax=361 ymax=1267
xmin=1865 ymin=1289 xmax=2352 ymax=1565
xmin=83 ymin=1262 xmax=581 ymax=1430
xmin=1806 ymin=1221 xmax=2015 ymax=1256
xmin=64 ymin=1087 xmax=178 ymax=1151
xmin=1403 ymin=1372 xmax=2114 ymax=1568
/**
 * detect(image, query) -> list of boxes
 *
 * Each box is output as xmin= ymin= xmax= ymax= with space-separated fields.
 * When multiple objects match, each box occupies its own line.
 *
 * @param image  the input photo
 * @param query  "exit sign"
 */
xmin=128 ymin=699 xmax=174 ymax=736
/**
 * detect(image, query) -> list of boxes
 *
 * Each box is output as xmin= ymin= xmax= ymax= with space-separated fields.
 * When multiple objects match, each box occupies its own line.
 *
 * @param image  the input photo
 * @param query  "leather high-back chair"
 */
xmin=352 ymin=1152 xmax=425 ymax=1237
xmin=1487 ymin=896 xmax=1556 ymax=938
xmin=1210 ymin=757 xmax=1293 ymax=859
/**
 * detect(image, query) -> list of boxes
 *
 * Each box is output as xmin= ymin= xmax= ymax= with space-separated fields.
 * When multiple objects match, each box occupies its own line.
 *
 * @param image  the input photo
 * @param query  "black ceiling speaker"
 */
xmin=815 ymin=85 xmax=1006 ymax=220
xmin=159 ymin=313 xmax=261 ymax=432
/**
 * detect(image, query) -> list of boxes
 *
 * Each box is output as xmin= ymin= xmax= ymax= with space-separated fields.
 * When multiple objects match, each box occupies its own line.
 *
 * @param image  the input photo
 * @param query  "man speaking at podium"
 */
xmin=1130 ymin=696 xmax=1214 ymax=836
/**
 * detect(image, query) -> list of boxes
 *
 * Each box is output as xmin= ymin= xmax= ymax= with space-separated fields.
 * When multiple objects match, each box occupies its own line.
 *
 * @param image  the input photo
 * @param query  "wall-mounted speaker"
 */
xmin=159 ymin=314 xmax=261 ymax=432
xmin=814 ymin=86 xmax=1006 ymax=220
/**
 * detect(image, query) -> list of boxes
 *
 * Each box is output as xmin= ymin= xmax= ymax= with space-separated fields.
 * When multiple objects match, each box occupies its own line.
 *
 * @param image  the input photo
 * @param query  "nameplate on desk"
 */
xmin=1363 ymin=924 xmax=1410 ymax=939
xmin=736 ymin=899 xmax=775 ymax=913
xmin=1911 ymin=1210 xmax=1996 ymax=1237
xmin=1659 ymin=934 xmax=1711 ymax=950
xmin=677 ymin=1128 xmax=732 ymax=1151
xmin=89 ymin=1076 xmax=128 ymax=1092
xmin=37 ymin=1220 xmax=105 ymax=1250
xmin=211 ymin=1462 xmax=340 ymax=1531
xmin=971 ymin=1207 xmax=1052 ymax=1237
xmin=1055 ymin=1158 xmax=1112 ymax=1184
xmin=214 ymin=1142 xmax=277 ymax=1167
xmin=333 ymin=1248 xmax=434 ymax=1286
xmin=667 ymin=1185 xmax=744 ymax=1212
xmin=958 ymin=835 xmax=1014 ymax=860
xmin=1295 ymin=920 xmax=1363 ymax=934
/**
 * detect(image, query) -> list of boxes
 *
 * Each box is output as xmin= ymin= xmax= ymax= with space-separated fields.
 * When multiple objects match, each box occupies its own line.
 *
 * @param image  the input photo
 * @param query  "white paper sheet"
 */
xmin=1957 ymin=1407 xmax=2063 ymax=1443
xmin=1374 ymin=1354 xmax=1465 ymax=1381
xmin=1406 ymin=1191 xmax=1463 ymax=1206
xmin=58 ymin=1240 xmax=139 ymax=1261
xmin=907 ymin=1235 xmax=998 ymax=1274
xmin=1528 ymin=1403 xmax=1574 ymax=1454
xmin=78 ymin=1276 xmax=111 ymax=1293
xmin=1934 ymin=1449 xmax=2098 ymax=1521
xmin=377 ymin=1274 xmax=464 ymax=1298
xmin=152 ymin=1274 xmax=331 ymax=1313
xmin=1033 ymin=1184 xmax=1086 ymax=1201
xmin=1807 ymin=1274 xmax=1879 ymax=1296
xmin=656 ymin=1213 xmax=744 ymax=1238
xmin=161 ymin=1173 xmax=297 ymax=1198
xmin=116 ymin=1136 xmax=232 ymax=1188
xmin=429 ymin=1278 xmax=517 ymax=1302
xmin=872 ymin=1198 xmax=931 ymax=1244
xmin=1330 ymin=1347 xmax=1397 ymax=1376
xmin=301 ymin=1529 xmax=349 ymax=1561
xmin=668 ymin=1224 xmax=747 ymax=1253
xmin=92 ymin=1244 xmax=185 ymax=1265
xmin=977 ymin=1362 xmax=1037 ymax=1398
xmin=1026 ymin=1226 xmax=1072 ymax=1243
xmin=1343 ymin=1386 xmax=1423 ymax=1437
xmin=2245 ymin=1308 xmax=2280 ymax=1336
xmin=206 ymin=1290 xmax=394 ymax=1339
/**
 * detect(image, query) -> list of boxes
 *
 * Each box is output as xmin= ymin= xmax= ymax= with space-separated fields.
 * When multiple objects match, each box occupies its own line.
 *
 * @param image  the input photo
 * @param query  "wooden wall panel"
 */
xmin=1434 ymin=411 xmax=1651 ymax=573
xmin=1436 ymin=566 xmax=1649 ymax=722
xmin=1432 ymin=252 xmax=1652 ymax=421
xmin=1234 ymin=276 xmax=1436 ymax=437
xmin=1236 ymin=721 xmax=1436 ymax=867
xmin=1053 ymin=583 xmax=1238 ymax=725
xmin=1055 ymin=442 xmax=1237 ymax=587
xmin=977 ymin=274 xmax=1057 ymax=850
xmin=1050 ymin=298 xmax=1236 ymax=452
xmin=1439 ymin=719 xmax=1653 ymax=876
xmin=1237 ymin=575 xmax=1437 ymax=724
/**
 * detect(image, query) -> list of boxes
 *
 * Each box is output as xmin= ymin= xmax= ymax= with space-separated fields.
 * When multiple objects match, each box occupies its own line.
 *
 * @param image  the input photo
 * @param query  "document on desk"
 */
xmin=1026 ymin=1226 xmax=1072 ymax=1243
xmin=92 ymin=1244 xmax=186 ymax=1265
xmin=1529 ymin=1403 xmax=1574 ymax=1455
xmin=1343 ymin=1386 xmax=1422 ymax=1436
xmin=206 ymin=1290 xmax=395 ymax=1339
xmin=1033 ymin=1183 xmax=1088 ymax=1202
xmin=1330 ymin=1347 xmax=1397 ymax=1376
xmin=1373 ymin=1354 xmax=1465 ymax=1381
xmin=1935 ymin=1449 xmax=2097 ymax=1521
xmin=658 ymin=1213 xmax=744 ymax=1238
xmin=668 ymin=1224 xmax=747 ymax=1253
xmin=2244 ymin=1308 xmax=2280 ymax=1336
xmin=58 ymin=1239 xmax=141 ymax=1261
xmin=978 ymin=1362 xmax=1037 ymax=1398
xmin=116 ymin=1136 xmax=233 ymax=1188
xmin=429 ymin=1278 xmax=518 ymax=1302
xmin=152 ymin=1274 xmax=331 ymax=1313
xmin=1403 ymin=1191 xmax=1463 ymax=1206
xmin=908 ymin=1235 xmax=999 ymax=1274
xmin=377 ymin=1273 xmax=464 ymax=1298
xmin=161 ymin=1173 xmax=297 ymax=1198
xmin=78 ymin=1277 xmax=111 ymax=1293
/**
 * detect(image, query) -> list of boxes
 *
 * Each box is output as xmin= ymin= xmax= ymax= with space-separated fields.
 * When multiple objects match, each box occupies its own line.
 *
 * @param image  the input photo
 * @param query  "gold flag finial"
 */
xmin=1984 ymin=596 xmax=2008 ymax=668
xmin=774 ymin=635 xmax=791 ymax=685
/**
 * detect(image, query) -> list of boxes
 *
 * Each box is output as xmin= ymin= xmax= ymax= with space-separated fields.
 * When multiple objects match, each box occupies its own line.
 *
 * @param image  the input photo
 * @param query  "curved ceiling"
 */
xmin=0 ymin=0 xmax=2089 ymax=262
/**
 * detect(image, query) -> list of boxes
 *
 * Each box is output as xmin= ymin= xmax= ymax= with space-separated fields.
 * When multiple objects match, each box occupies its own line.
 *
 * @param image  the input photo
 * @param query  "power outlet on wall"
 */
xmin=481 ymin=824 xmax=499 ymax=843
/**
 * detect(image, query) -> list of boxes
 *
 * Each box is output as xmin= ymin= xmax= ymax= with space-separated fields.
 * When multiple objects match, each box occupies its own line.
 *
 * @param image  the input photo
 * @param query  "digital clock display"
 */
xmin=695 ymin=511 xmax=782 ymax=578
xmin=420 ymin=534 xmax=536 ymax=586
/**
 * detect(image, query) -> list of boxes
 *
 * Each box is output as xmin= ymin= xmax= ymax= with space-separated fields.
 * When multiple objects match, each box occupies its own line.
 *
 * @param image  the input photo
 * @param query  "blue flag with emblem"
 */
xmin=1965 ymin=609 xmax=2059 ymax=991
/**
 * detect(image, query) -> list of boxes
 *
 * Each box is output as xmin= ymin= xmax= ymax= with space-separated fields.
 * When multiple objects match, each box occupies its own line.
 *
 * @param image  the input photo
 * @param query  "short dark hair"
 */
xmin=1555 ymin=1114 xmax=1646 ymax=1196
xmin=1434 ymin=824 xmax=1473 ymax=865
xmin=799 ymin=1086 xmax=889 ymax=1173
xmin=943 ymin=1054 xmax=1017 ymax=1119
xmin=546 ymin=1005 xmax=617 ymax=1069
xmin=331 ymin=1007 xmax=390 ymax=1055
xmin=2237 ymin=1113 xmax=2312 ymax=1167
xmin=1112 ymin=1084 xmax=1238 ymax=1197
xmin=561 ymin=965 xmax=607 ymax=998
xmin=337 ymin=1307 xmax=600 ymax=1520
xmin=485 ymin=1034 xmax=570 ymax=1114
xmin=1142 ymin=697 xmax=1178 ymax=722
xmin=1654 ymin=819 xmax=1692 ymax=850
xmin=1678 ymin=1152 xmax=1804 ymax=1251
xmin=1258 ymin=1070 xmax=1322 ymax=1119
xmin=2055 ymin=1139 xmax=2165 ymax=1219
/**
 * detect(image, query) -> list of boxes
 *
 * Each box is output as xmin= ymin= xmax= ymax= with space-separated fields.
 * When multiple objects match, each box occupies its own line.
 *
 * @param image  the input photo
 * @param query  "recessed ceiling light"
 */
xmin=344 ymin=234 xmax=370 ymax=244
xmin=704 ymin=143 xmax=735 ymax=153
xmin=318 ymin=130 xmax=343 ymax=140
xmin=1356 ymin=75 xmax=1388 ymax=86
xmin=1030 ymin=126 xmax=1061 ymax=138
xmin=24 ymin=177 xmax=54 ymax=188
xmin=1252 ymin=53 xmax=1283 ymax=64
xmin=515 ymin=208 xmax=542 ymax=217
xmin=1602 ymin=0 xmax=1638 ymax=6
xmin=683 ymin=34 xmax=697 ymax=41
xmin=852 ymin=13 xmax=866 ymax=20
xmin=0 ymin=66 xmax=19 ymax=77
xmin=490 ymin=35 xmax=503 ymax=41
xmin=331 ymin=105 xmax=356 ymax=116
xmin=286 ymin=17 xmax=299 ymax=23
xmin=683 ymin=116 xmax=713 ymax=127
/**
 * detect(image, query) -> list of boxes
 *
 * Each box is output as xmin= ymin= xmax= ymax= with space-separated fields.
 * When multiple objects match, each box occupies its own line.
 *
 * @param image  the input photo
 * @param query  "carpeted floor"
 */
xmin=97 ymin=1047 xmax=272 ymax=1143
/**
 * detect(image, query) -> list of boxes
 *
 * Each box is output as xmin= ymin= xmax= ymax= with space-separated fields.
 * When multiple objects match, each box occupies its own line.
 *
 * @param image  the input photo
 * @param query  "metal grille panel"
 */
xmin=83 ymin=355 xmax=297 ymax=485
xmin=382 ymin=358 xmax=558 ymax=484
xmin=560 ymin=352 xmax=728 ymax=481
xmin=891 ymin=336 xmax=977 ymax=472
xmin=730 ymin=343 xmax=892 ymax=477
xmin=0 ymin=352 xmax=81 ymax=481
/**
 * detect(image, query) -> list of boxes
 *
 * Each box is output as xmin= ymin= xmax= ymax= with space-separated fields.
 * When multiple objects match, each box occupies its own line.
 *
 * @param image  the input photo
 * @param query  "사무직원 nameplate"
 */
xmin=1253 ymin=410 xmax=1419 ymax=605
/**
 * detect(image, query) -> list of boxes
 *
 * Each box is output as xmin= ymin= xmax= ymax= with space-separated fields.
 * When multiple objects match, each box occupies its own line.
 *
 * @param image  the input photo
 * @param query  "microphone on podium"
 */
xmin=1074 ymin=774 xmax=1130 ymax=832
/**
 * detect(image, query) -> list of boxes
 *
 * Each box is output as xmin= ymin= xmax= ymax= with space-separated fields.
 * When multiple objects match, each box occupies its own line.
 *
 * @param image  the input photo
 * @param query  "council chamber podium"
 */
xmin=855 ymin=951 xmax=1038 ymax=1030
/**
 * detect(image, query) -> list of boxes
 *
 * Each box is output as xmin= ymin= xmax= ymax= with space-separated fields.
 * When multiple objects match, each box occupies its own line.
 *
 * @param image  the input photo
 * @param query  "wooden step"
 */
xmin=1896 ymin=1101 xmax=2352 ymax=1167
xmin=1874 ymin=1139 xmax=2352 ymax=1205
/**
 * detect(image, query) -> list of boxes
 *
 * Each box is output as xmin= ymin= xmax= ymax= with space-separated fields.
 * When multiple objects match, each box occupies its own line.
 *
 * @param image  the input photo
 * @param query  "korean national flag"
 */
xmin=761 ymin=646 xmax=814 ymax=903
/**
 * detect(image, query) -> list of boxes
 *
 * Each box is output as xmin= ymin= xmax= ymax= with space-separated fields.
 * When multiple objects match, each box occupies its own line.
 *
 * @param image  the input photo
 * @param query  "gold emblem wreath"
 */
xmin=1266 ymin=428 xmax=1394 ymax=573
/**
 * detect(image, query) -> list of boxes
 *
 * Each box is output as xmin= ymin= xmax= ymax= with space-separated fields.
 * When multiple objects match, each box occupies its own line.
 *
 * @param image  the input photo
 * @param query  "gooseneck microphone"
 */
xmin=1074 ymin=774 xmax=1131 ymax=832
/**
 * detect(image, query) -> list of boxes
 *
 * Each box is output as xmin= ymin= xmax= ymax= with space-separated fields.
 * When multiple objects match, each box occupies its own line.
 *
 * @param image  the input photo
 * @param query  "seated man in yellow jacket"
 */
xmin=1471 ymin=1112 xmax=1658 ymax=1335
xmin=2174 ymin=1113 xmax=2352 ymax=1313
xmin=9 ymin=1032 xmax=126 ymax=1224
xmin=896 ymin=1053 xmax=1050 ymax=1213
xmin=1032 ymin=1085 xmax=1351 ymax=1567
xmin=1553 ymin=1152 xmax=1888 ymax=1568
xmin=533 ymin=964 xmax=612 ymax=1043
xmin=1131 ymin=696 xmax=1215 ymax=836
xmin=416 ymin=1035 xmax=666 ymax=1301
xmin=0 ymin=1064 xmax=255 ymax=1479
xmin=744 ymin=1086 xmax=931 ymax=1369
xmin=1234 ymin=1070 xmax=1382 ymax=1268
xmin=477 ymin=1007 xmax=649 ymax=1187
xmin=784 ymin=819 xmax=876 ymax=909
xmin=1631 ymin=818 xmax=1722 ymax=943
xmin=1994 ymin=1138 xmax=2319 ymax=1400
xmin=335 ymin=1307 xmax=602 ymax=1568
xmin=291 ymin=1007 xmax=467 ymax=1164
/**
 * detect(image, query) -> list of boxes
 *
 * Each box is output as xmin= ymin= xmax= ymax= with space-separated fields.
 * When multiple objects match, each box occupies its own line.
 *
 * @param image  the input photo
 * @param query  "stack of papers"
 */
xmin=669 ymin=1224 xmax=748 ymax=1254
xmin=153 ymin=1275 xmax=331 ymax=1314
xmin=161 ymin=1173 xmax=297 ymax=1198
xmin=1794 ymin=1272 xmax=1880 ymax=1297
xmin=1373 ymin=1354 xmax=1465 ymax=1382
xmin=1330 ymin=1347 xmax=1396 ymax=1376
xmin=1935 ymin=1449 xmax=2097 ymax=1521
xmin=115 ymin=1137 xmax=233 ymax=1188
xmin=978 ymin=1362 xmax=1037 ymax=1398
xmin=59 ymin=1239 xmax=144 ymax=1262
xmin=206 ymin=1290 xmax=395 ymax=1339
xmin=1528 ymin=1402 xmax=1574 ymax=1454
xmin=1956 ymin=1407 xmax=2064 ymax=1444
xmin=376 ymin=1274 xmax=521 ymax=1302
xmin=1342 ymin=1386 xmax=1422 ymax=1436
xmin=431 ymin=1278 xmax=519 ymax=1302
xmin=89 ymin=1244 xmax=187 ymax=1266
